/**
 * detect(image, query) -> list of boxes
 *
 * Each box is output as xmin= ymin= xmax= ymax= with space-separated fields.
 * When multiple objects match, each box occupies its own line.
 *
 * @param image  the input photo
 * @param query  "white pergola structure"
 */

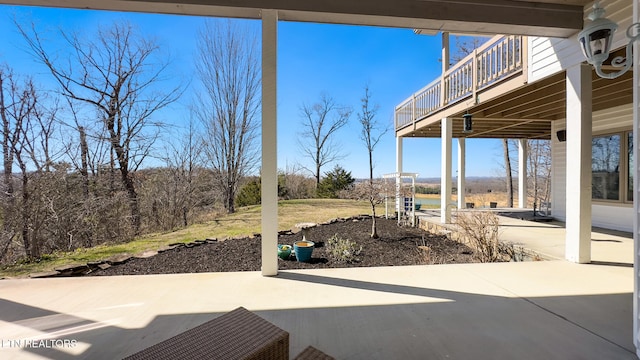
xmin=383 ymin=172 xmax=418 ymax=226
xmin=2 ymin=0 xmax=639 ymax=357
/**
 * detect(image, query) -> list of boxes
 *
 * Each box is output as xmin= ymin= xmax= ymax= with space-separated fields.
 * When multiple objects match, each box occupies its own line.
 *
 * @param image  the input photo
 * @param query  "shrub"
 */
xmin=455 ymin=211 xmax=504 ymax=262
xmin=326 ymin=234 xmax=362 ymax=263
xmin=236 ymin=180 xmax=261 ymax=207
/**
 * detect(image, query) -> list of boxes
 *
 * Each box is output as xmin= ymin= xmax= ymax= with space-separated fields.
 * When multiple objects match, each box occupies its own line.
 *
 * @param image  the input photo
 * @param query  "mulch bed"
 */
xmin=87 ymin=217 xmax=479 ymax=276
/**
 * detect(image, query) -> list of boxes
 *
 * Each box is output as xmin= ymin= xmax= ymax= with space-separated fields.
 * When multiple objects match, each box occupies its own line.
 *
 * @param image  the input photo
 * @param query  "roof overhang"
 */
xmin=0 ymin=0 xmax=589 ymax=38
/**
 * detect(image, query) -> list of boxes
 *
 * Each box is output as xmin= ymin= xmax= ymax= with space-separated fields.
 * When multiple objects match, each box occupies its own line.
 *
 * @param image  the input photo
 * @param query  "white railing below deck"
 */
xmin=395 ymin=35 xmax=524 ymax=131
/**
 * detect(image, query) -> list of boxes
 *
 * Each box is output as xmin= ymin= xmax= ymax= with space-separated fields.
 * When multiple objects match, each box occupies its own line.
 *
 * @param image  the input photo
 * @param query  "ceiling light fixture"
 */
xmin=578 ymin=1 xmax=640 ymax=79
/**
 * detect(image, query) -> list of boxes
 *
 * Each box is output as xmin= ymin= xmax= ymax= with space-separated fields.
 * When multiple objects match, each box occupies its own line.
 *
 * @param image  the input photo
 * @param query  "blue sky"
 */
xmin=0 ymin=6 xmax=505 ymax=179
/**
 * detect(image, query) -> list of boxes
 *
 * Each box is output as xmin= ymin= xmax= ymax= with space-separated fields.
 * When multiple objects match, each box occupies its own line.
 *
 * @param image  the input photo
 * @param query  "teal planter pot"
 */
xmin=294 ymin=240 xmax=314 ymax=262
xmin=277 ymin=244 xmax=292 ymax=260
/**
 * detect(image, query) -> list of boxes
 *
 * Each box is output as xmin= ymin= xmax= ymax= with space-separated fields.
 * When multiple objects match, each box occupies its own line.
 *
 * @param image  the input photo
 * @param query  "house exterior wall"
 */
xmin=552 ymin=103 xmax=634 ymax=232
xmin=551 ymin=119 xmax=567 ymax=221
xmin=536 ymin=0 xmax=633 ymax=233
xmin=528 ymin=0 xmax=633 ymax=83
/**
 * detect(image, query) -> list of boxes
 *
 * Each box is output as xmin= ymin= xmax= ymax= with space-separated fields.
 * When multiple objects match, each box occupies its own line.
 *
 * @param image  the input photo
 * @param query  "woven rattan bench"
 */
xmin=123 ymin=307 xmax=289 ymax=360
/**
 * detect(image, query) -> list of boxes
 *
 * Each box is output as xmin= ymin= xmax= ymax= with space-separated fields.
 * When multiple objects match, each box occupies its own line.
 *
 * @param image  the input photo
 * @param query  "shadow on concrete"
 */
xmin=590 ymin=261 xmax=633 ymax=268
xmin=0 ymin=271 xmax=635 ymax=360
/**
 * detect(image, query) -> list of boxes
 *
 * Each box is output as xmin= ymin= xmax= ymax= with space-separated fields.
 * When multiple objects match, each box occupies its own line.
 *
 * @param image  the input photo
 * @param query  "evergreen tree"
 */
xmin=317 ymin=165 xmax=355 ymax=198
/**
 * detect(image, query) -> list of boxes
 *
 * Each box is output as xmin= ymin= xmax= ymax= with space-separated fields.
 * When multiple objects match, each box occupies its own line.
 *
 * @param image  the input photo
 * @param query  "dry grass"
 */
xmin=416 ymin=192 xmax=530 ymax=208
xmin=0 ymin=199 xmax=371 ymax=278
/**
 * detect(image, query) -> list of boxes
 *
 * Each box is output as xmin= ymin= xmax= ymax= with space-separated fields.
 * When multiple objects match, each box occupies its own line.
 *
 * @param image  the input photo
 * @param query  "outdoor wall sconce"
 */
xmin=462 ymin=113 xmax=473 ymax=133
xmin=578 ymin=1 xmax=640 ymax=79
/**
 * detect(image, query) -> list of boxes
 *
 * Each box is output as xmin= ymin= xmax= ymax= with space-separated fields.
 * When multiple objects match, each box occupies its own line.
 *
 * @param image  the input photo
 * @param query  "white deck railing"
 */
xmin=395 ymin=35 xmax=523 ymax=131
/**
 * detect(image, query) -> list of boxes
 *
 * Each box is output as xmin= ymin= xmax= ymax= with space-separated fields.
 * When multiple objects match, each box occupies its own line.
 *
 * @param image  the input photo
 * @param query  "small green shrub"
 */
xmin=326 ymin=234 xmax=362 ymax=263
xmin=236 ymin=180 xmax=261 ymax=207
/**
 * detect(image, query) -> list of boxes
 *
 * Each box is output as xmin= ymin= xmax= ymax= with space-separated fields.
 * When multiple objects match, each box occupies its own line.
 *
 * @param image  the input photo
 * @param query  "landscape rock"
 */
xmin=158 ymin=244 xmax=180 ymax=253
xmin=54 ymin=264 xmax=90 ymax=276
xmin=29 ymin=271 xmax=60 ymax=278
xmin=135 ymin=250 xmax=158 ymax=259
xmin=106 ymin=254 xmax=132 ymax=265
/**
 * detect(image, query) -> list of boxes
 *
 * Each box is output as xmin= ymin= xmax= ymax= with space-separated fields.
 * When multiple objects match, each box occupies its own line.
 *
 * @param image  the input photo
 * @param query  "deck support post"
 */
xmin=457 ymin=138 xmax=466 ymax=209
xmin=518 ymin=139 xmax=527 ymax=208
xmin=441 ymin=118 xmax=452 ymax=223
xmin=261 ymin=9 xmax=278 ymax=276
xmin=633 ymin=0 xmax=640 ymax=355
xmin=565 ymin=63 xmax=592 ymax=264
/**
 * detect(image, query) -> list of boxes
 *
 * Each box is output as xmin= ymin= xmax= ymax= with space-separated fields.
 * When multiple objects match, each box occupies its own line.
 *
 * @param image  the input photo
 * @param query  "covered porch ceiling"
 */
xmin=0 ymin=0 xmax=590 ymax=38
xmin=401 ymin=68 xmax=633 ymax=140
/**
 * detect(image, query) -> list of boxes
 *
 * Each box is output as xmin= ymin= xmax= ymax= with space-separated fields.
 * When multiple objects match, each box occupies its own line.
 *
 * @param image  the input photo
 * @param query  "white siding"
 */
xmin=592 ymin=204 xmax=633 ymax=232
xmin=593 ymin=103 xmax=634 ymax=133
xmin=528 ymin=0 xmax=633 ymax=83
xmin=551 ymin=103 xmax=634 ymax=232
xmin=528 ymin=36 xmax=583 ymax=82
xmin=551 ymin=120 xmax=567 ymax=221
xmin=592 ymin=103 xmax=633 ymax=232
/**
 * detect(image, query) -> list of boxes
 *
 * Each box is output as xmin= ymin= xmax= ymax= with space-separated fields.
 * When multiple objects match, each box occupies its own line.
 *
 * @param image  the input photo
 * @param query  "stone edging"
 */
xmin=24 ymin=215 xmax=380 ymax=279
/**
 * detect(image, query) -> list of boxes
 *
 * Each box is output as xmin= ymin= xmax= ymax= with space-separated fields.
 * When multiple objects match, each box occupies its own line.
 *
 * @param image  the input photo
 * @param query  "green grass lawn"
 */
xmin=0 ymin=199 xmax=372 ymax=278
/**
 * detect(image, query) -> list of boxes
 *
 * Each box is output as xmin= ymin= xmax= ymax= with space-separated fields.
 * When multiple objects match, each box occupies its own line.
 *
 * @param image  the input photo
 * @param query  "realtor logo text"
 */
xmin=1 ymin=339 xmax=77 ymax=348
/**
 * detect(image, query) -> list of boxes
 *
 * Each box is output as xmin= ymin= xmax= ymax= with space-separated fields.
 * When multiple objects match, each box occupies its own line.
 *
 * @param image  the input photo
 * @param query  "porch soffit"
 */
xmin=398 ymin=68 xmax=634 ymax=140
xmin=0 ymin=0 xmax=588 ymax=38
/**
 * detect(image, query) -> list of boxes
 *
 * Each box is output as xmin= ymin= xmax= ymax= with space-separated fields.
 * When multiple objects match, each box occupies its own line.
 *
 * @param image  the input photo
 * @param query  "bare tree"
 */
xmin=0 ymin=66 xmax=63 ymax=260
xmin=13 ymin=86 xmax=60 ymax=259
xmin=278 ymin=163 xmax=316 ymax=200
xmin=357 ymin=85 xmax=387 ymax=238
xmin=450 ymin=35 xmax=487 ymax=63
xmin=299 ymin=94 xmax=352 ymax=187
xmin=527 ymin=139 xmax=551 ymax=210
xmin=156 ymin=119 xmax=204 ymax=228
xmin=0 ymin=67 xmax=31 ymax=260
xmin=193 ymin=20 xmax=260 ymax=214
xmin=18 ymin=20 xmax=179 ymax=234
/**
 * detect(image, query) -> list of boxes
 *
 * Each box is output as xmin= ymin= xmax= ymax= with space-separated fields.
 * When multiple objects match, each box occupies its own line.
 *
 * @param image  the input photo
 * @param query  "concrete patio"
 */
xmin=0 ymin=213 xmax=634 ymax=359
xmin=418 ymin=208 xmax=634 ymax=264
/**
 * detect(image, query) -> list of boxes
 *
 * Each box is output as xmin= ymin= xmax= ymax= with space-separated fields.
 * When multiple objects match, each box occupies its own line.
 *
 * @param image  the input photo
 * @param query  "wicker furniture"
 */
xmin=123 ymin=307 xmax=289 ymax=360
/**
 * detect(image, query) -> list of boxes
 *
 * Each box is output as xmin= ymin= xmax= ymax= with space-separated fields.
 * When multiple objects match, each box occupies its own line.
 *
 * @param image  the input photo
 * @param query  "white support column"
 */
xmin=565 ymin=64 xmax=592 ymax=264
xmin=457 ymin=138 xmax=466 ymax=209
xmin=261 ymin=9 xmax=278 ymax=276
xmin=518 ymin=139 xmax=528 ymax=208
xmin=441 ymin=118 xmax=452 ymax=223
xmin=396 ymin=136 xmax=403 ymax=217
xmin=633 ymin=0 xmax=640 ymax=355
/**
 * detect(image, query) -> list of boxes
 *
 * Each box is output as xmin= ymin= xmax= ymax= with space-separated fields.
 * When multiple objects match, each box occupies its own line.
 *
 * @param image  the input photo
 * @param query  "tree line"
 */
xmin=0 ymin=17 xmax=390 ymax=264
xmin=0 ymin=19 xmax=266 ymax=264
